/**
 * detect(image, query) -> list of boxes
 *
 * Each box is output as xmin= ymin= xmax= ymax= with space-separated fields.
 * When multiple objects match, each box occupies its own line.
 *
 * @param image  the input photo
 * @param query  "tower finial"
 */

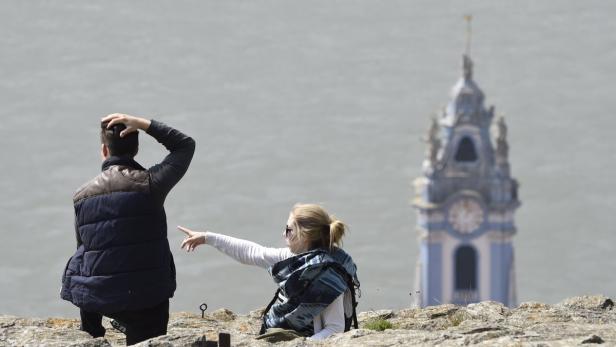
xmin=463 ymin=54 xmax=473 ymax=80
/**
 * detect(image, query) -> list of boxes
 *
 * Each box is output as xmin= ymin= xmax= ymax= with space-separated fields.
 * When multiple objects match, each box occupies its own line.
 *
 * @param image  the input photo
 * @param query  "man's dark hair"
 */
xmin=101 ymin=121 xmax=139 ymax=157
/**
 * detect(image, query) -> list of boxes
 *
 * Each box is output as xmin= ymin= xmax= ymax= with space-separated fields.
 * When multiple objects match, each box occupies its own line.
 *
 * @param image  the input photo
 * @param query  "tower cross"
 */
xmin=464 ymin=15 xmax=473 ymax=56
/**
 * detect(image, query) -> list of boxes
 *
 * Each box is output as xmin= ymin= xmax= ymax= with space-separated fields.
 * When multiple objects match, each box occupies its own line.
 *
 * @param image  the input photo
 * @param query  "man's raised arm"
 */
xmin=146 ymin=119 xmax=196 ymax=201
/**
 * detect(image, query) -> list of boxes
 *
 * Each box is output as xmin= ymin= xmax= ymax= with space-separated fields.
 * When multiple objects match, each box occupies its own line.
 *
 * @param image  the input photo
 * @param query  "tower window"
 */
xmin=455 ymin=245 xmax=477 ymax=290
xmin=454 ymin=137 xmax=477 ymax=162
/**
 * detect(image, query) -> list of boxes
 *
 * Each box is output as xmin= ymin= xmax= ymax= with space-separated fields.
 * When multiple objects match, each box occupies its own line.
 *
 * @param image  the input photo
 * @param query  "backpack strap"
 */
xmin=260 ymin=288 xmax=281 ymax=335
xmin=349 ymin=282 xmax=359 ymax=329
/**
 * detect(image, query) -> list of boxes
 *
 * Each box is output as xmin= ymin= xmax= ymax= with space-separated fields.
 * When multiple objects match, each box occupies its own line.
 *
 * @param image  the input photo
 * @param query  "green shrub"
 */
xmin=364 ymin=318 xmax=394 ymax=331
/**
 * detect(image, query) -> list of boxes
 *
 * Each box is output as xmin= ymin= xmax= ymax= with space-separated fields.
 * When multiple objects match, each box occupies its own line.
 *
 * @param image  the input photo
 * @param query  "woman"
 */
xmin=178 ymin=203 xmax=359 ymax=340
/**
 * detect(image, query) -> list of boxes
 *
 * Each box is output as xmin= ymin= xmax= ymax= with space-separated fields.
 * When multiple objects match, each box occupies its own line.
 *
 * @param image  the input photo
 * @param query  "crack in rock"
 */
xmin=462 ymin=326 xmax=502 ymax=335
xmin=581 ymin=334 xmax=605 ymax=344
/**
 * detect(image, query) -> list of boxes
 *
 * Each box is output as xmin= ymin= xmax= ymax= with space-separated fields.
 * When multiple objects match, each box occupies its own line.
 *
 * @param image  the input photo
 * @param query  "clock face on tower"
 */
xmin=448 ymin=198 xmax=484 ymax=234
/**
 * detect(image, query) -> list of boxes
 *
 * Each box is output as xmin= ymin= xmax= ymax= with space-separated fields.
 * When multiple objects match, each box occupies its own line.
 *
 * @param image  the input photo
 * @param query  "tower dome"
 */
xmin=441 ymin=55 xmax=491 ymax=128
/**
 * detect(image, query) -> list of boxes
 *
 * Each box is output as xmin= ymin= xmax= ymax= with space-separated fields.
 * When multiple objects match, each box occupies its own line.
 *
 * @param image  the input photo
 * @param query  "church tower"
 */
xmin=412 ymin=53 xmax=520 ymax=307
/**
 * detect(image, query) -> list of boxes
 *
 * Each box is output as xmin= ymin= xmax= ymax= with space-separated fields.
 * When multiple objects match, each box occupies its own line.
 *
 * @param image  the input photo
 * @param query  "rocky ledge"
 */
xmin=1 ymin=295 xmax=614 ymax=346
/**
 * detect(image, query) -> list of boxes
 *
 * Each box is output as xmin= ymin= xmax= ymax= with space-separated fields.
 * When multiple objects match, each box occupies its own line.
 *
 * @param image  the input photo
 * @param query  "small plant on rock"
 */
xmin=448 ymin=310 xmax=467 ymax=327
xmin=364 ymin=318 xmax=394 ymax=331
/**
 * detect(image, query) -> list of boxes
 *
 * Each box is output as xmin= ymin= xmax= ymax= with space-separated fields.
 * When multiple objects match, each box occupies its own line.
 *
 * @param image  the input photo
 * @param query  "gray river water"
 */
xmin=0 ymin=1 xmax=615 ymax=317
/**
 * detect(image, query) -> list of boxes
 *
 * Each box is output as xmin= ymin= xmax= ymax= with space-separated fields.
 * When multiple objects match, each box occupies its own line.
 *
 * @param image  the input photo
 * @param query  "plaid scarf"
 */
xmin=262 ymin=247 xmax=358 ymax=336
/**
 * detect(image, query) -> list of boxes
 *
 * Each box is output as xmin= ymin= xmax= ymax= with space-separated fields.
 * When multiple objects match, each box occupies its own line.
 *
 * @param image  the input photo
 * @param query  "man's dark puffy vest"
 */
xmin=61 ymin=164 xmax=176 ymax=314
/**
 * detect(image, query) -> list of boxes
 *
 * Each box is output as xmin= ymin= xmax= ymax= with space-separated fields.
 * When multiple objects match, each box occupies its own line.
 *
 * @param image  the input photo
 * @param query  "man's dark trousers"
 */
xmin=80 ymin=300 xmax=169 ymax=345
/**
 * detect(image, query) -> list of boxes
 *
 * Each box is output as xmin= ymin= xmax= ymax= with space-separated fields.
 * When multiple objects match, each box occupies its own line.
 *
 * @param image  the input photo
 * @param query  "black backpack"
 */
xmin=260 ymin=263 xmax=360 ymax=334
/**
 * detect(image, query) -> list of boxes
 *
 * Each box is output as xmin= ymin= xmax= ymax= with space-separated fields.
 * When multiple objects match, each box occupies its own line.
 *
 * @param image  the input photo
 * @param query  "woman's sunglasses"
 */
xmin=284 ymin=226 xmax=293 ymax=238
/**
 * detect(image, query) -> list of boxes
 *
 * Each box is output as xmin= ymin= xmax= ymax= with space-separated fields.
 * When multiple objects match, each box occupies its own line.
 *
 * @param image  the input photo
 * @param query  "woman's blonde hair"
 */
xmin=291 ymin=203 xmax=346 ymax=251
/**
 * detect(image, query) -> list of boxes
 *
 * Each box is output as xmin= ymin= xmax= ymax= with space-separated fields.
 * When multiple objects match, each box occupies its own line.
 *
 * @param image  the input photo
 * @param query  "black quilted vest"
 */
xmin=61 ymin=157 xmax=175 ymax=314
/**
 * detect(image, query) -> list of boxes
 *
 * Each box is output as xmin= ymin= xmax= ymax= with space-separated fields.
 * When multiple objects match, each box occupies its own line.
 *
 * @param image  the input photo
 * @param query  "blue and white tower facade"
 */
xmin=413 ymin=55 xmax=520 ymax=307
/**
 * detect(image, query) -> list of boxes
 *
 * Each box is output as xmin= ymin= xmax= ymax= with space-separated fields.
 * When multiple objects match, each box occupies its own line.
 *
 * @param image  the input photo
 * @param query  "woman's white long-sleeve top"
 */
xmin=204 ymin=232 xmax=345 ymax=340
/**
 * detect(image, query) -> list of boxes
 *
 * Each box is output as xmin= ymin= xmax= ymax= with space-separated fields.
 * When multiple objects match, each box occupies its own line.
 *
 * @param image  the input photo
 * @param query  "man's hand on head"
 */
xmin=102 ymin=113 xmax=152 ymax=138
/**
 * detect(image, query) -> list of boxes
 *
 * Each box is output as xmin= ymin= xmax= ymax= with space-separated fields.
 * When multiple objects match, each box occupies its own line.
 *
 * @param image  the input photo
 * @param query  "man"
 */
xmin=61 ymin=113 xmax=195 ymax=345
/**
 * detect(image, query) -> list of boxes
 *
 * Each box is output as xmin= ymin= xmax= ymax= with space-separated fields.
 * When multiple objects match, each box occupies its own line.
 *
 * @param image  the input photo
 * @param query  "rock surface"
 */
xmin=1 ymin=296 xmax=614 ymax=346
